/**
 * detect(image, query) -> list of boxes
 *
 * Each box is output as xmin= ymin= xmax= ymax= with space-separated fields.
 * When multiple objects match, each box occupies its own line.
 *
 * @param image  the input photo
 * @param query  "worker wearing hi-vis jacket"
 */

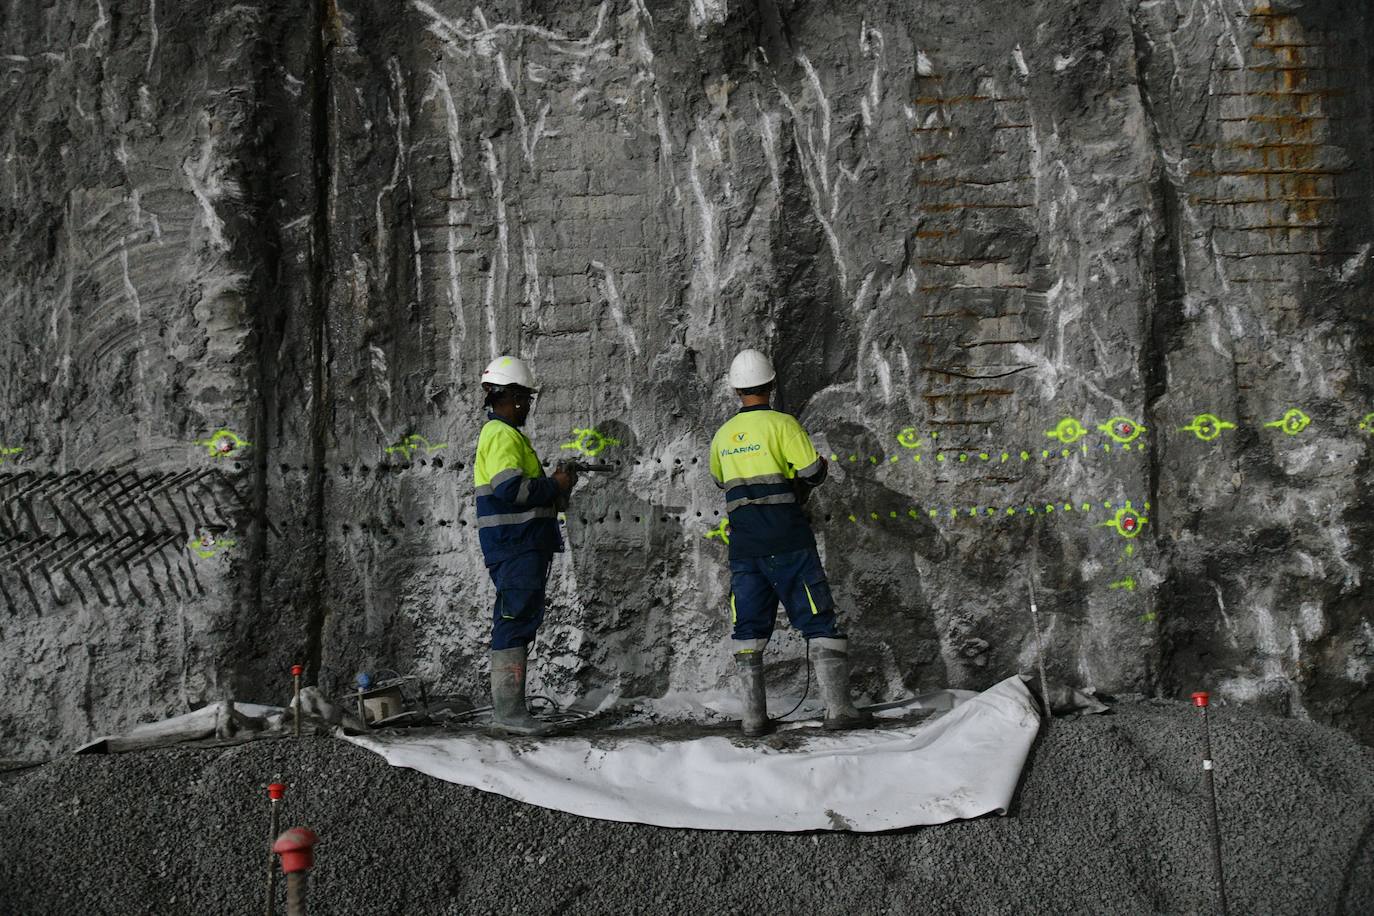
xmin=473 ymin=354 xmax=578 ymax=735
xmin=709 ymin=349 xmax=869 ymax=737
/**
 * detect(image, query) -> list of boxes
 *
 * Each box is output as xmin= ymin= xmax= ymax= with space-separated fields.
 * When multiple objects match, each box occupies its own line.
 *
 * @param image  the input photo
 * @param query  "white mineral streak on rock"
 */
xmin=79 ymin=0 xmax=109 ymax=51
xmin=413 ymin=2 xmax=613 ymax=170
xmin=146 ymin=0 xmax=159 ymax=74
xmin=128 ymin=189 xmax=162 ymax=243
xmin=756 ymin=107 xmax=782 ymax=197
xmin=481 ymin=138 xmax=506 ymax=360
xmin=1299 ymin=601 xmax=1326 ymax=641
xmin=368 ymin=342 xmax=391 ymax=437
xmin=590 ymin=261 xmax=641 ymax=357
xmin=688 ymin=0 xmax=727 ymax=29
xmin=1337 ymin=243 xmax=1369 ymax=282
xmin=687 ymin=144 xmax=720 ymax=313
xmin=382 ymin=58 xmax=423 ymax=304
xmin=427 ymin=70 xmax=469 ymax=360
xmin=376 ymin=59 xmax=405 ymax=269
xmin=521 ymin=224 xmax=542 ymax=312
xmin=858 ymin=22 xmax=884 ymax=133
xmin=181 ymin=114 xmax=230 ymax=252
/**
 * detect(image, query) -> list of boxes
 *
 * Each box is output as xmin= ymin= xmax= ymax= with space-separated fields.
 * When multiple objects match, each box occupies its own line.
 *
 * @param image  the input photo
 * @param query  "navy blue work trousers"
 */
xmin=728 ymin=546 xmax=841 ymax=641
xmin=488 ymin=550 xmax=552 ymax=650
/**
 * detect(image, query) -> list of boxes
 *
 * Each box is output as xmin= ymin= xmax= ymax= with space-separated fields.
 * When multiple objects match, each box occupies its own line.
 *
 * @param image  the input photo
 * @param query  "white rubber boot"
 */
xmin=811 ymin=637 xmax=872 ymax=730
xmin=490 ymin=646 xmax=551 ymax=736
xmin=733 ymin=639 xmax=773 ymax=737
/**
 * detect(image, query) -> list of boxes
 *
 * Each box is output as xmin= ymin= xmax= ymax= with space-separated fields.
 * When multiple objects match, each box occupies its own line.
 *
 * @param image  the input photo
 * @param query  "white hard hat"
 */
xmin=728 ymin=349 xmax=776 ymax=389
xmin=481 ymin=355 xmax=537 ymax=391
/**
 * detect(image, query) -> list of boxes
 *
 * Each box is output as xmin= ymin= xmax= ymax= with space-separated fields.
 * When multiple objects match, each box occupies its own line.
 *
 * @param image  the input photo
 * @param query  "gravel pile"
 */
xmin=2 ymin=699 xmax=1372 ymax=915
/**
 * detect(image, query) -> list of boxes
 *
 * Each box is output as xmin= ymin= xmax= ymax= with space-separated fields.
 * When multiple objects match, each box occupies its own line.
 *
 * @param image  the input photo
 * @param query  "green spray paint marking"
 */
xmin=1098 ymin=417 xmax=1145 ymax=444
xmin=560 ymin=427 xmax=621 ymax=457
xmin=1101 ymin=506 xmax=1147 ymax=539
xmin=704 ymin=518 xmax=730 ymax=545
xmin=1359 ymin=413 xmax=1374 ymax=434
xmin=385 ymin=434 xmax=448 ymax=460
xmin=196 ymin=429 xmax=251 ymax=458
xmin=896 ymin=427 xmax=923 ymax=449
xmin=0 ymin=447 xmax=21 ymax=466
xmin=1109 ymin=576 xmax=1137 ymax=592
xmin=1045 ymin=417 xmax=1088 ymax=444
xmin=188 ymin=532 xmax=236 ymax=559
xmin=1263 ymin=408 xmax=1311 ymax=436
xmin=1181 ymin=414 xmax=1236 ymax=441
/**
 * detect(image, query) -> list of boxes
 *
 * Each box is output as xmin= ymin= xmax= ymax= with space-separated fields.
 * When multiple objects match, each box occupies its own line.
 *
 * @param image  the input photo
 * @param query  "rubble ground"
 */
xmin=2 ymin=698 xmax=1372 ymax=915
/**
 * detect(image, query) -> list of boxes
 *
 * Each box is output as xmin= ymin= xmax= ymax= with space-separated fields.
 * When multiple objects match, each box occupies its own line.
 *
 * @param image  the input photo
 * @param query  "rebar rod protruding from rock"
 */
xmin=1192 ymin=691 xmax=1229 ymax=916
xmin=273 ymin=827 xmax=317 ymax=916
xmin=265 ymin=782 xmax=286 ymax=916
xmin=291 ymin=665 xmax=303 ymax=737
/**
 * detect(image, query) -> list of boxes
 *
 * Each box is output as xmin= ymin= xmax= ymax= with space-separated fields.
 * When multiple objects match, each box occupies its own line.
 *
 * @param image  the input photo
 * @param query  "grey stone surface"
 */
xmin=1 ymin=1 xmax=1372 ymax=758
xmin=2 ymin=700 xmax=1373 ymax=914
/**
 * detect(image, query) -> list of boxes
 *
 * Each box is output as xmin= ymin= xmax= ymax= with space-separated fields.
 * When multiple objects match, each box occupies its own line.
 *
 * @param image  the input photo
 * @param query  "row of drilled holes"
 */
xmin=254 ymin=457 xmax=704 ymax=475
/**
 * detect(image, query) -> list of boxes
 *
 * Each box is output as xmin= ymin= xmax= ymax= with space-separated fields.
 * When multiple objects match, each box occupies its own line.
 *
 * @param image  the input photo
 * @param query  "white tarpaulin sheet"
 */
xmin=345 ymin=675 xmax=1041 ymax=832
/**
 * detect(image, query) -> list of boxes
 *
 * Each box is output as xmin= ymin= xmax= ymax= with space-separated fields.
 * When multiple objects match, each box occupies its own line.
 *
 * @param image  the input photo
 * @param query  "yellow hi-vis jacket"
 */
xmin=709 ymin=405 xmax=826 ymax=559
xmin=473 ymin=415 xmax=562 ymax=565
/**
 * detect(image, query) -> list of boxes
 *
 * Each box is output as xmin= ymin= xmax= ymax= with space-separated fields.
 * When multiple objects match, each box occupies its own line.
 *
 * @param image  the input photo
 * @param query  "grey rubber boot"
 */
xmin=811 ymin=637 xmax=872 ymax=730
xmin=734 ymin=640 xmax=773 ymax=737
xmin=490 ymin=646 xmax=550 ymax=736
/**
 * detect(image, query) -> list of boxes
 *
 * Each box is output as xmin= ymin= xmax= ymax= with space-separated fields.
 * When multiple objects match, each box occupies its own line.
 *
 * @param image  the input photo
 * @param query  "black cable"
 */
xmin=771 ymin=641 xmax=813 ymax=723
xmin=527 ymin=694 xmax=563 ymax=713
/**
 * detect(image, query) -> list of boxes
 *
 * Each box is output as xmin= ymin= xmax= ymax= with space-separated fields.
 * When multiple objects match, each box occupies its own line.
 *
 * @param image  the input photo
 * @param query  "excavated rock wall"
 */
xmin=2 ymin=0 xmax=1371 ymax=758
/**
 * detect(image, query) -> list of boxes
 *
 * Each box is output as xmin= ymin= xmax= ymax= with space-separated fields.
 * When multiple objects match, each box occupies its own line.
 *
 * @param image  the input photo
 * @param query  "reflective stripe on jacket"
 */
xmin=709 ymin=405 xmax=826 ymax=559
xmin=474 ymin=415 xmax=562 ymax=565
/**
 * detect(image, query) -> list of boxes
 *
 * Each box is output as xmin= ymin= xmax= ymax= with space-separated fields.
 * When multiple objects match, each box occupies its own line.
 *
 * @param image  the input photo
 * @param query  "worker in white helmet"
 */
xmin=473 ymin=354 xmax=577 ymax=735
xmin=709 ymin=349 xmax=869 ymax=736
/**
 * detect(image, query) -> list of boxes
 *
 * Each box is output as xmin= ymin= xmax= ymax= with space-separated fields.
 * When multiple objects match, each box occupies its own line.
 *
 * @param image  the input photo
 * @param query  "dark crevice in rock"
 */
xmin=770 ymin=124 xmax=853 ymax=417
xmin=243 ymin=7 xmax=292 ymax=692
xmin=302 ymin=0 xmax=337 ymax=683
xmin=1128 ymin=8 xmax=1181 ymax=694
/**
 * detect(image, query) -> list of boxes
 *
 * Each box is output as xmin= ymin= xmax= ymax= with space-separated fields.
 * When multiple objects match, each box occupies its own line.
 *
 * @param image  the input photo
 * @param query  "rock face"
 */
xmin=1 ymin=0 xmax=1371 ymax=758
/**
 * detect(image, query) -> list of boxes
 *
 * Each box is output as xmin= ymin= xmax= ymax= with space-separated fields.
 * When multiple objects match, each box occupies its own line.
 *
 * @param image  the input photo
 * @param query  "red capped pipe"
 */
xmin=1191 ymin=691 xmax=1210 ymax=707
xmin=273 ymin=827 xmax=318 ymax=874
xmin=267 ymin=783 xmax=286 ymax=801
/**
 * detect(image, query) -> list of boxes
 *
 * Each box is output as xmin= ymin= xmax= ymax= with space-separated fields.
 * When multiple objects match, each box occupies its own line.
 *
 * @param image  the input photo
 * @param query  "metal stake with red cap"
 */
xmin=265 ymin=782 xmax=287 ymax=916
xmin=273 ymin=827 xmax=318 ymax=916
xmin=291 ymin=665 xmax=304 ymax=737
xmin=1193 ymin=691 xmax=1229 ymax=916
